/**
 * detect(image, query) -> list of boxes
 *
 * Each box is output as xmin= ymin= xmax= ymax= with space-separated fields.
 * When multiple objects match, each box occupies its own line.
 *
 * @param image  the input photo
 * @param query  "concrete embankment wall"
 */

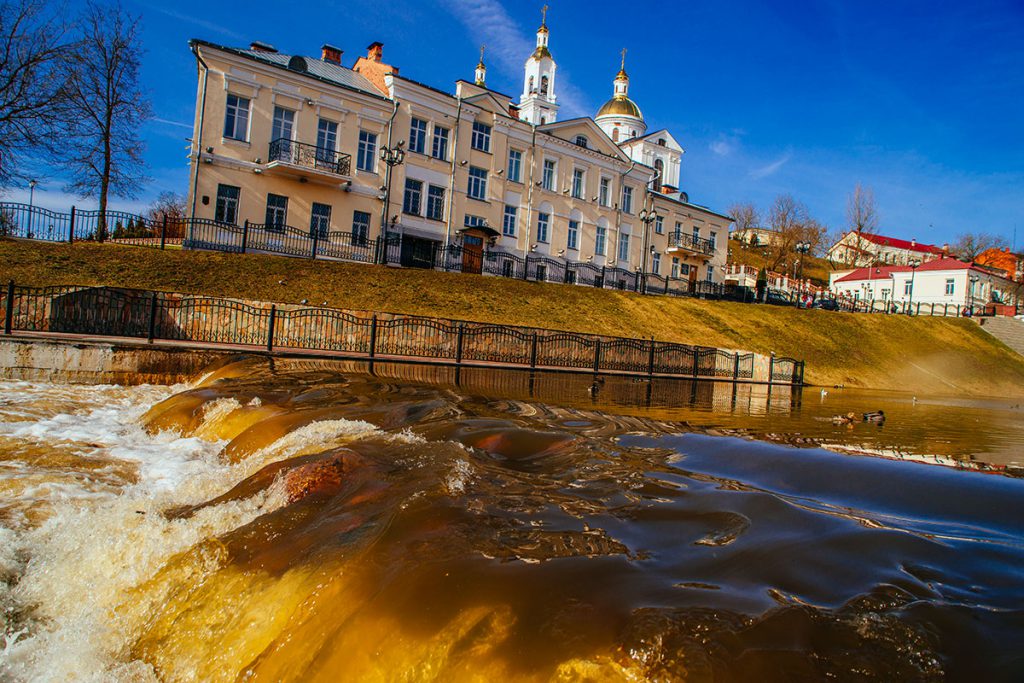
xmin=0 ymin=337 xmax=233 ymax=385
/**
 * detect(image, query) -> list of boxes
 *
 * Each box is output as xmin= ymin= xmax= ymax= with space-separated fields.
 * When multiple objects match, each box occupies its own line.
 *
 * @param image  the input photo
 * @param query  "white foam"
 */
xmin=0 ymin=381 xmax=402 ymax=681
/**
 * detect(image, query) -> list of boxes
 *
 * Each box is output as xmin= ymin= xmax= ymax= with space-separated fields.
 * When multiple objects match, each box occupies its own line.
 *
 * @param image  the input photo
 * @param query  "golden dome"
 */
xmin=596 ymin=96 xmax=643 ymax=120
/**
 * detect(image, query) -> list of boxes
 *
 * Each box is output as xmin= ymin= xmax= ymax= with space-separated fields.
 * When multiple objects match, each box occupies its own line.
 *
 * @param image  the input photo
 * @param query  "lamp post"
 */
xmin=377 ymin=140 xmax=406 ymax=264
xmin=969 ymin=274 xmax=979 ymax=314
xmin=27 ymin=179 xmax=37 ymax=236
xmin=906 ymin=258 xmax=920 ymax=314
xmin=638 ymin=206 xmax=659 ymax=275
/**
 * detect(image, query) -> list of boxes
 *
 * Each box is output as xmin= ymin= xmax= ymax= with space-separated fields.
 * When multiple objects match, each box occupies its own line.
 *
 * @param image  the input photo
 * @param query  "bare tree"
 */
xmin=728 ymin=202 xmax=760 ymax=241
xmin=61 ymin=1 xmax=149 ymax=240
xmin=764 ymin=194 xmax=824 ymax=272
xmin=832 ymin=183 xmax=880 ymax=268
xmin=952 ymin=231 xmax=1009 ymax=261
xmin=0 ymin=0 xmax=76 ymax=186
xmin=147 ymin=190 xmax=187 ymax=237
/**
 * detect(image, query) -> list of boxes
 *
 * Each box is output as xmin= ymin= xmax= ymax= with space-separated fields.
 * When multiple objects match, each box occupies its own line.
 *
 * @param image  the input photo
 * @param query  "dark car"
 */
xmin=812 ymin=298 xmax=840 ymax=311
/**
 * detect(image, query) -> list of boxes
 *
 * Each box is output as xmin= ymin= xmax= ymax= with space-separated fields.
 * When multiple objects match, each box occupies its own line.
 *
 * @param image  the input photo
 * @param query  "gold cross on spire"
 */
xmin=479 ymin=44 xmax=486 ymax=64
xmin=620 ymin=47 xmax=627 ymax=70
xmin=541 ymin=4 xmax=549 ymax=25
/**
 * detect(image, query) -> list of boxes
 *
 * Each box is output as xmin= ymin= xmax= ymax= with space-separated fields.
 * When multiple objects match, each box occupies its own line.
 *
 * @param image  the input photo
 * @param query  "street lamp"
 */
xmin=376 ymin=140 xmax=406 ymax=263
xmin=969 ymin=274 xmax=979 ymax=314
xmin=28 ymin=179 xmax=37 ymax=208
xmin=638 ymin=206 xmax=659 ymax=275
xmin=794 ymin=241 xmax=811 ymax=280
xmin=906 ymin=258 xmax=920 ymax=314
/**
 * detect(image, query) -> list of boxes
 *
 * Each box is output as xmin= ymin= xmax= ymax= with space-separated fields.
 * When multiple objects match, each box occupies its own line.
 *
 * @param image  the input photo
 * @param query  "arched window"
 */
xmin=540 ymin=116 xmax=546 ymax=125
xmin=574 ymin=135 xmax=588 ymax=148
xmin=653 ymin=159 xmax=664 ymax=192
xmin=528 ymin=76 xmax=535 ymax=93
xmin=540 ymin=75 xmax=549 ymax=95
xmin=658 ymin=138 xmax=666 ymax=146
xmin=612 ymin=127 xmax=619 ymax=142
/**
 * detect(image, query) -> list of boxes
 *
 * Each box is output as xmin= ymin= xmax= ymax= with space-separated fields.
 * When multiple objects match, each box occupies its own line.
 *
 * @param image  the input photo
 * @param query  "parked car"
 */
xmin=812 ymin=298 xmax=840 ymax=311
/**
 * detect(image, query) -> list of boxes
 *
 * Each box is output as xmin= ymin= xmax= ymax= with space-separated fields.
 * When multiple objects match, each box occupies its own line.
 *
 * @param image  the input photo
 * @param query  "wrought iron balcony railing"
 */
xmin=268 ymin=138 xmax=352 ymax=177
xmin=668 ymin=231 xmax=715 ymax=255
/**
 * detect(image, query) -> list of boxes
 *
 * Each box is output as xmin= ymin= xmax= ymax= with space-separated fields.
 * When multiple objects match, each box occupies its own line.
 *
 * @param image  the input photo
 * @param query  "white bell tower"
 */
xmin=519 ymin=5 xmax=558 ymax=126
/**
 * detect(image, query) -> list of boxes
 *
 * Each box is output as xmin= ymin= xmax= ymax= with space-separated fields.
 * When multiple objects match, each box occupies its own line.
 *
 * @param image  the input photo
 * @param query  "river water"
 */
xmin=1 ymin=356 xmax=1022 ymax=681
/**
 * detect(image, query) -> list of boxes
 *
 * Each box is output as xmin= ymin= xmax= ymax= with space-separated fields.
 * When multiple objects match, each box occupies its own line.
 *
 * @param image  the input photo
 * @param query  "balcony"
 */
xmin=265 ymin=138 xmax=352 ymax=182
xmin=667 ymin=231 xmax=715 ymax=256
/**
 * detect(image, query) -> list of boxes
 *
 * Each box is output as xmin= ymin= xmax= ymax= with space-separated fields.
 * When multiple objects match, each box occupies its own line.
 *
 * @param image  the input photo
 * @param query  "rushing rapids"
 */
xmin=1 ymin=356 xmax=1023 ymax=681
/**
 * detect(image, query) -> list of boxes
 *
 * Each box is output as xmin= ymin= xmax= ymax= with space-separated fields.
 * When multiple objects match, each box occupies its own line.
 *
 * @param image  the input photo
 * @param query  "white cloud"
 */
xmin=439 ymin=0 xmax=590 ymax=117
xmin=750 ymin=152 xmax=793 ymax=179
xmin=150 ymin=117 xmax=192 ymax=130
xmin=710 ymin=139 xmax=733 ymax=156
xmin=139 ymin=4 xmax=246 ymax=41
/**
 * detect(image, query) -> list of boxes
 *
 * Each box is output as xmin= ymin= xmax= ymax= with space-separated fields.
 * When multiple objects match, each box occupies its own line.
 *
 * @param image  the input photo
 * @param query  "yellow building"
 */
xmin=185 ymin=16 xmax=729 ymax=285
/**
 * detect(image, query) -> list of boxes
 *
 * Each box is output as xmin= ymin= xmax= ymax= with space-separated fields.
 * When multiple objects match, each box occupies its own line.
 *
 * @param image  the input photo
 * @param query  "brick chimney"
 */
xmin=321 ymin=44 xmax=343 ymax=65
xmin=353 ymin=41 xmax=398 ymax=96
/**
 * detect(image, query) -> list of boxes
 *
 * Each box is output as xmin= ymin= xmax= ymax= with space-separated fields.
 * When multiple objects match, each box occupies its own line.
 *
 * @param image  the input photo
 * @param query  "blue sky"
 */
xmin=12 ymin=0 xmax=1024 ymax=249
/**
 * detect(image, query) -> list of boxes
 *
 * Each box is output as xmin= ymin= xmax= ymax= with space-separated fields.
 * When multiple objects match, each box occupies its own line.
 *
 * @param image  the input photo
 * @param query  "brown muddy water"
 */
xmin=1 ymin=356 xmax=1022 ymax=681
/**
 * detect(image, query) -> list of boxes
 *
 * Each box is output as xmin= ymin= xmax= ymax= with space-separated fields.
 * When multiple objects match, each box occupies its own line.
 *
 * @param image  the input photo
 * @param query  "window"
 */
xmin=540 ymin=75 xmax=549 ymax=95
xmin=271 ymin=106 xmax=294 ymax=144
xmin=426 ymin=185 xmax=445 ymax=221
xmin=671 ymin=257 xmax=679 ymax=278
xmin=431 ymin=126 xmax=449 ymax=160
xmin=618 ymin=232 xmax=629 ymax=261
xmin=403 ymin=178 xmax=423 ymax=215
xmin=310 ymin=203 xmax=331 ymax=239
xmin=467 ymin=166 xmax=488 ymax=200
xmin=223 ymin=93 xmax=250 ymax=141
xmin=574 ymin=135 xmax=588 ymax=148
xmin=904 ymin=280 xmax=913 ymax=296
xmin=567 ymin=219 xmax=579 ymax=250
xmin=502 ymin=205 xmax=517 ymax=236
xmin=265 ymin=194 xmax=288 ymax=232
xmin=709 ymin=231 xmax=717 ymax=250
xmin=317 ymin=119 xmax=338 ymax=155
xmin=652 ymin=252 xmax=661 ymax=274
xmin=471 ymin=121 xmax=491 ymax=152
xmin=409 ymin=117 xmax=427 ymax=154
xmin=599 ymin=177 xmax=610 ymax=206
xmin=655 ymin=216 xmax=664 ymax=234
xmin=945 ymin=278 xmax=955 ymax=296
xmin=881 ymin=288 xmax=890 ymax=300
xmin=595 ymin=225 xmax=607 ymax=256
xmin=612 ymin=127 xmax=620 ymax=142
xmin=214 ymin=184 xmax=240 ymax=225
xmin=507 ymin=149 xmax=523 ymax=182
xmin=572 ymin=168 xmax=585 ymax=199
xmin=692 ymin=226 xmax=700 ymax=243
xmin=357 ymin=131 xmax=377 ymax=172
xmin=621 ymin=186 xmax=633 ymax=213
xmin=464 ymin=214 xmax=487 ymax=228
xmin=352 ymin=210 xmax=371 ymax=245
xmin=542 ymin=159 xmax=556 ymax=191
xmin=536 ymin=212 xmax=550 ymax=242
xmin=653 ymin=159 xmax=664 ymax=192
xmin=706 ymin=266 xmax=714 ymax=282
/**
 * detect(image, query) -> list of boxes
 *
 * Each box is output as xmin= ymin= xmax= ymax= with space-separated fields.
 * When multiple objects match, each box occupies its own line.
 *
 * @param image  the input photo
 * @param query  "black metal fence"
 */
xmin=0 ymin=280 xmax=805 ymax=385
xmin=2 ymin=203 xmax=1015 ymax=318
xmin=0 ymin=202 xmax=184 ymax=247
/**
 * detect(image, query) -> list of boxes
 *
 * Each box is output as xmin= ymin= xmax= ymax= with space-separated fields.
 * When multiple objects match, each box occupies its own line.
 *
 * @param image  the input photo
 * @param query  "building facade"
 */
xmin=826 ymin=230 xmax=947 ymax=268
xmin=185 ymin=15 xmax=729 ymax=284
xmin=830 ymin=258 xmax=1020 ymax=308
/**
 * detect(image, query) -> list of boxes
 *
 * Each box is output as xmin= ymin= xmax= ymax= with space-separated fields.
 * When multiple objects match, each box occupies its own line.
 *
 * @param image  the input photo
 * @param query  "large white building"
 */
xmin=830 ymin=258 xmax=1020 ymax=309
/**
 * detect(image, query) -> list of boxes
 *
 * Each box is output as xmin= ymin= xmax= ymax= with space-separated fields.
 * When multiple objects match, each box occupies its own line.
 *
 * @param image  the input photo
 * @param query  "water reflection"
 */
xmin=336 ymin=359 xmax=1023 ymax=470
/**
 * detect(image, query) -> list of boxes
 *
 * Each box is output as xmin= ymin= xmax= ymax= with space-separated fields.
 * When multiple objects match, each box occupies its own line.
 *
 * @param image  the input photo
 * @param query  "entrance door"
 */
xmin=462 ymin=235 xmax=483 ymax=274
xmin=689 ymin=265 xmax=698 ymax=291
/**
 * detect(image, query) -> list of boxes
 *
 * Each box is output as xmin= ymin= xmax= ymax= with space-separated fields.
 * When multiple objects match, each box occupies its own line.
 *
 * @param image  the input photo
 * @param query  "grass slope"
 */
xmin=4 ymin=238 xmax=1023 ymax=397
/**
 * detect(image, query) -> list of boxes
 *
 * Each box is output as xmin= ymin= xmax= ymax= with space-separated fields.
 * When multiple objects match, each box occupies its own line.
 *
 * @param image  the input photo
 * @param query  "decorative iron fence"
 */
xmin=6 ymin=203 xmax=1003 ymax=318
xmin=0 ymin=280 xmax=805 ymax=385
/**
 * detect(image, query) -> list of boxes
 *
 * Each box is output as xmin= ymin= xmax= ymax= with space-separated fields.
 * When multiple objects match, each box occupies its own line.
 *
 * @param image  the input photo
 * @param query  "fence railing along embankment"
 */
xmin=0 ymin=281 xmax=805 ymax=385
